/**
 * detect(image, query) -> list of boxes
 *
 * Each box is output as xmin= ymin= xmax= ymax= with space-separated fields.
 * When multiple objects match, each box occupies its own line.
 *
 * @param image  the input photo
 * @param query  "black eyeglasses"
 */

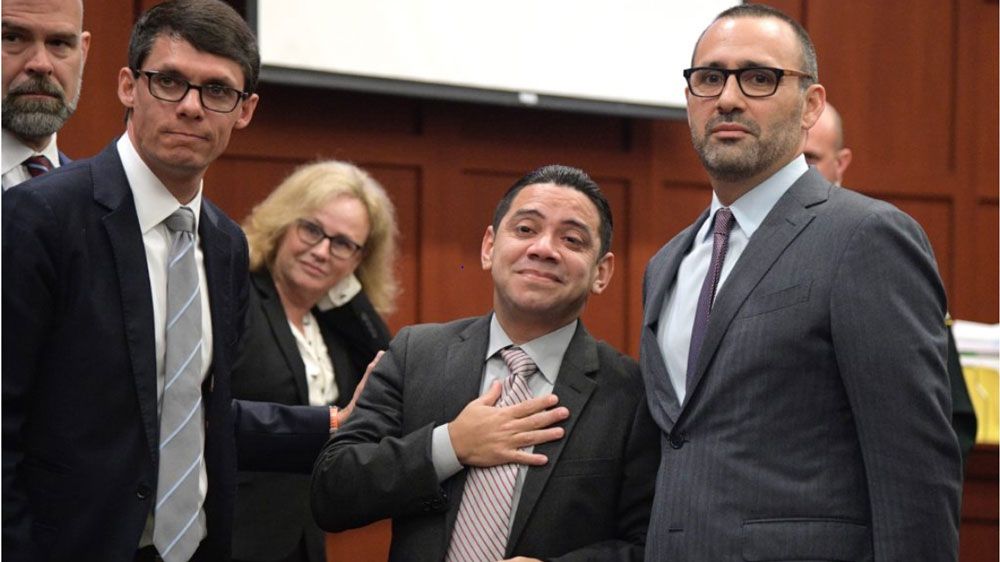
xmin=683 ymin=67 xmax=814 ymax=98
xmin=132 ymin=69 xmax=248 ymax=113
xmin=294 ymin=219 xmax=364 ymax=260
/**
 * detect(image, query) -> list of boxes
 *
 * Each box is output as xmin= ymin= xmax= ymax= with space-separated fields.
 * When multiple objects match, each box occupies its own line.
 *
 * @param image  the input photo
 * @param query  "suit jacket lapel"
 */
xmin=507 ymin=323 xmax=598 ymax=551
xmin=642 ymin=213 xmax=706 ymax=425
xmin=199 ymin=201 xmax=234 ymax=418
xmin=684 ymin=172 xmax=829 ymax=405
xmin=95 ymin=143 xmax=159 ymax=466
xmin=252 ymin=271 xmax=310 ymax=404
xmin=441 ymin=316 xmax=493 ymax=534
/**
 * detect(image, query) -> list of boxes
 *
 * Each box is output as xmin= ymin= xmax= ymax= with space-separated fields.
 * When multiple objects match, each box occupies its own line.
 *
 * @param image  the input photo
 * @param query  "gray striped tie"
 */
xmin=153 ymin=207 xmax=206 ymax=562
xmin=446 ymin=346 xmax=537 ymax=562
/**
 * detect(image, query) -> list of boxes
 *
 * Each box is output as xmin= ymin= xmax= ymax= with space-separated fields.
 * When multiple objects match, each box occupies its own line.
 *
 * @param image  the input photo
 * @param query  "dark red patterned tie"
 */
xmin=446 ymin=346 xmax=537 ymax=562
xmin=686 ymin=207 xmax=736 ymax=387
xmin=24 ymin=155 xmax=53 ymax=177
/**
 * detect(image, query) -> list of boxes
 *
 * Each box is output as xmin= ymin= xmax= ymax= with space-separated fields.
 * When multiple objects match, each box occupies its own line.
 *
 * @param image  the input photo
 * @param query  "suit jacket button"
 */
xmin=669 ymin=433 xmax=685 ymax=449
xmin=136 ymin=484 xmax=152 ymax=500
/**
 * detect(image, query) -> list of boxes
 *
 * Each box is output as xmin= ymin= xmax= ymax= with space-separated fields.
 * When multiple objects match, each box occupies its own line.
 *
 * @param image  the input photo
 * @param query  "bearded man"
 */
xmin=1 ymin=0 xmax=90 ymax=188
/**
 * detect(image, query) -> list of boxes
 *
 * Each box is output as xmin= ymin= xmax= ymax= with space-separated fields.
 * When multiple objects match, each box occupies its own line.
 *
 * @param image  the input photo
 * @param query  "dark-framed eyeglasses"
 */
xmin=131 ymin=69 xmax=248 ymax=113
xmin=683 ymin=66 xmax=814 ymax=98
xmin=294 ymin=219 xmax=364 ymax=260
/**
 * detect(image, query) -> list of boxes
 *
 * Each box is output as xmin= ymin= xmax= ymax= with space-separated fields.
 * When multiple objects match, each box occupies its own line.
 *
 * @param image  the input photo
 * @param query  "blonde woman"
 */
xmin=232 ymin=160 xmax=398 ymax=562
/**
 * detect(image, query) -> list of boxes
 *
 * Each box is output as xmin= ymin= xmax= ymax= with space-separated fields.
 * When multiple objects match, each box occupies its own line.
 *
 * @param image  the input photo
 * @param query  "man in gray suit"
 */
xmin=640 ymin=5 xmax=962 ymax=561
xmin=805 ymin=102 xmax=978 ymax=460
xmin=313 ymin=165 xmax=658 ymax=561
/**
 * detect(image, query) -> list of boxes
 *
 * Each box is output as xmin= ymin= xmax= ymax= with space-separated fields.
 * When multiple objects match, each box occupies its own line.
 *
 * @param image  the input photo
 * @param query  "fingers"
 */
xmin=477 ymin=380 xmax=503 ymax=406
xmin=364 ymin=350 xmax=385 ymax=375
xmin=506 ymin=393 xmax=559 ymax=417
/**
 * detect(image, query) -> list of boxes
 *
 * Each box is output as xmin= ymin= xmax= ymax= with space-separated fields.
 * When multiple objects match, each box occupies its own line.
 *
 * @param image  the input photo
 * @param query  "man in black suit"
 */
xmin=2 ymin=2 xmax=332 ymax=561
xmin=1 ymin=0 xmax=90 ymax=188
xmin=312 ymin=165 xmax=659 ymax=561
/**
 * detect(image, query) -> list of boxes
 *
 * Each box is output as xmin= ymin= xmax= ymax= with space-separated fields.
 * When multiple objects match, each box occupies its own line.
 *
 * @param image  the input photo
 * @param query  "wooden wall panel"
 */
xmin=581 ymin=178 xmax=629 ymax=352
xmin=973 ymin=205 xmax=1000 ymax=324
xmin=421 ymin=169 xmax=507 ymax=323
xmin=806 ymin=2 xmax=958 ymax=193
xmin=361 ymin=165 xmax=421 ymax=333
xmin=57 ymin=0 xmax=136 ymax=158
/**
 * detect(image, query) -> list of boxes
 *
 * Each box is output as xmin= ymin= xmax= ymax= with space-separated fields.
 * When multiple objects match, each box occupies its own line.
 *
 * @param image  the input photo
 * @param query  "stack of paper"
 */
xmin=953 ymin=320 xmax=1000 ymax=443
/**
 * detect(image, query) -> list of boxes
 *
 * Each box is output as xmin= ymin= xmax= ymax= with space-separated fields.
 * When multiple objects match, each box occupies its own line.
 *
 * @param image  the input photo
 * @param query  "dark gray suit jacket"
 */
xmin=639 ymin=169 xmax=962 ymax=561
xmin=312 ymin=315 xmax=659 ymax=561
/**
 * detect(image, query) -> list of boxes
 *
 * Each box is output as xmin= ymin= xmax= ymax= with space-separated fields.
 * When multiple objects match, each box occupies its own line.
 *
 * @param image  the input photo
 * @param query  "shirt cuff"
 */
xmin=431 ymin=423 xmax=464 ymax=482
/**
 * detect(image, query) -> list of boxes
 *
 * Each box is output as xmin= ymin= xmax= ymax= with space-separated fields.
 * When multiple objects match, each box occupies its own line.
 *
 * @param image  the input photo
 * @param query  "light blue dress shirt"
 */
xmin=657 ymin=156 xmax=809 ymax=403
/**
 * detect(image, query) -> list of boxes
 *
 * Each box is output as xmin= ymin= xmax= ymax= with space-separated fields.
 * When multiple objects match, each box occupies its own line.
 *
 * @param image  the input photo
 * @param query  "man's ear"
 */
xmin=836 ymin=147 xmax=853 ymax=179
xmin=234 ymin=92 xmax=259 ymax=130
xmin=591 ymin=252 xmax=615 ymax=295
xmin=480 ymin=226 xmax=496 ymax=271
xmin=117 ymin=66 xmax=136 ymax=109
xmin=801 ymin=83 xmax=826 ymax=131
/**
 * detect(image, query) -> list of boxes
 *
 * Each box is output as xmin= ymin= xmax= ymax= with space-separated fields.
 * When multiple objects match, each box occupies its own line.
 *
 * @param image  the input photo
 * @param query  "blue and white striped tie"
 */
xmin=153 ymin=207 xmax=206 ymax=562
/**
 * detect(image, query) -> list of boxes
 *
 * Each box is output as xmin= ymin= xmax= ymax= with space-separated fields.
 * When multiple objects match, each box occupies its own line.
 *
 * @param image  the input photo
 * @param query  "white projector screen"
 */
xmin=248 ymin=0 xmax=739 ymax=119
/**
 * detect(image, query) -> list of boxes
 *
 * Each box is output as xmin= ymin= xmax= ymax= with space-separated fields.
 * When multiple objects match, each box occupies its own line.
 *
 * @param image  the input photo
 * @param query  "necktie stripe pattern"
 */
xmin=446 ymin=346 xmax=538 ymax=562
xmin=154 ymin=207 xmax=206 ymax=562
xmin=686 ymin=207 xmax=736 ymax=387
xmin=24 ymin=155 xmax=53 ymax=177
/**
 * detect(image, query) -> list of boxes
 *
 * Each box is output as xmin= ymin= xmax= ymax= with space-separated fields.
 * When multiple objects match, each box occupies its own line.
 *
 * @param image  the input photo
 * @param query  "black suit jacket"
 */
xmin=312 ymin=316 xmax=659 ymax=561
xmin=1 ymin=142 xmax=329 ymax=562
xmin=230 ymin=270 xmax=390 ymax=561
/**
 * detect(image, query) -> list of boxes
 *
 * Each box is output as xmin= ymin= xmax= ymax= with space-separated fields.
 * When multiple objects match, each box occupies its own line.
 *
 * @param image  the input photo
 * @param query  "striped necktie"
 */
xmin=446 ymin=346 xmax=538 ymax=562
xmin=24 ymin=155 xmax=53 ymax=177
xmin=153 ymin=207 xmax=206 ymax=562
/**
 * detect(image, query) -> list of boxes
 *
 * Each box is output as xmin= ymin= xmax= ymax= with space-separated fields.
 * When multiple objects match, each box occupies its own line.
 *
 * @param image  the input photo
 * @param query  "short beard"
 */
xmin=692 ymin=108 xmax=801 ymax=183
xmin=2 ymin=75 xmax=81 ymax=141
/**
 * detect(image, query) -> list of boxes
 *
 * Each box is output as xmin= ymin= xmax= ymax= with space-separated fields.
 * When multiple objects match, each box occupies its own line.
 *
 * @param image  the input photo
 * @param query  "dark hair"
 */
xmin=492 ymin=165 xmax=613 ymax=257
xmin=128 ymin=0 xmax=260 ymax=94
xmin=697 ymin=3 xmax=818 ymax=88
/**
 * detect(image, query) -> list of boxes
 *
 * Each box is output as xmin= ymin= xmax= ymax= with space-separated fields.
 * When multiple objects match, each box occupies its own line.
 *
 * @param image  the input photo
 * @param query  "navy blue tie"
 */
xmin=686 ymin=207 xmax=736 ymax=388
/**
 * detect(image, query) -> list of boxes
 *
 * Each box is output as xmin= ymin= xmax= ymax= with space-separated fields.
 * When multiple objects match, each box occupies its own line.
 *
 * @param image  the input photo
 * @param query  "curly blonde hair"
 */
xmin=243 ymin=160 xmax=399 ymax=314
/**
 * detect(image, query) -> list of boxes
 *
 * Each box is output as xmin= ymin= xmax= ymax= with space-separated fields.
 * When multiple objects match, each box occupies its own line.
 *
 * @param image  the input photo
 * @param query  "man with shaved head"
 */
xmin=1 ymin=0 xmax=90 ymax=188
xmin=640 ymin=4 xmax=961 ymax=560
xmin=803 ymin=102 xmax=852 ymax=185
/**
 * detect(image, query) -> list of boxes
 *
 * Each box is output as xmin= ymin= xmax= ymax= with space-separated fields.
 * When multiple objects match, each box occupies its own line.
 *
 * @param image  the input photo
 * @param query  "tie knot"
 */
xmin=24 ymin=155 xmax=53 ymax=177
xmin=499 ymin=346 xmax=538 ymax=380
xmin=713 ymin=207 xmax=735 ymax=236
xmin=165 ymin=207 xmax=196 ymax=234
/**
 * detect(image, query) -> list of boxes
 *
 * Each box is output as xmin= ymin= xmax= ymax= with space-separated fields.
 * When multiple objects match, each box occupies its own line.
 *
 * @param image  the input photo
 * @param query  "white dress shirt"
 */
xmin=2 ymin=129 xmax=62 ymax=190
xmin=657 ymin=156 xmax=809 ymax=403
xmin=287 ymin=273 xmax=364 ymax=406
xmin=117 ymin=133 xmax=214 ymax=548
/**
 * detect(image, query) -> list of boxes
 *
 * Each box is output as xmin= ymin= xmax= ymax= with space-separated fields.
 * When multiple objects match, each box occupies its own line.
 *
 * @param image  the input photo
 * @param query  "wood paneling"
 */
xmin=961 ymin=445 xmax=1000 ymax=562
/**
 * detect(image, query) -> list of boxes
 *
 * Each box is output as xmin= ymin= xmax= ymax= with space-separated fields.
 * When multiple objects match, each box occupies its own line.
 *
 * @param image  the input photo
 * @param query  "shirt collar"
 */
xmin=486 ymin=314 xmax=578 ymax=386
xmin=2 ymin=129 xmax=60 ymax=175
xmin=706 ymin=155 xmax=808 ymax=240
xmin=116 ymin=133 xmax=203 ymax=234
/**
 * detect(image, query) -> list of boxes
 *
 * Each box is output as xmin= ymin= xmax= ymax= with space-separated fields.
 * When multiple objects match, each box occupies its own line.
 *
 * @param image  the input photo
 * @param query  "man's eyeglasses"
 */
xmin=131 ymin=69 xmax=248 ymax=113
xmin=295 ymin=219 xmax=364 ymax=260
xmin=683 ymin=67 xmax=814 ymax=98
